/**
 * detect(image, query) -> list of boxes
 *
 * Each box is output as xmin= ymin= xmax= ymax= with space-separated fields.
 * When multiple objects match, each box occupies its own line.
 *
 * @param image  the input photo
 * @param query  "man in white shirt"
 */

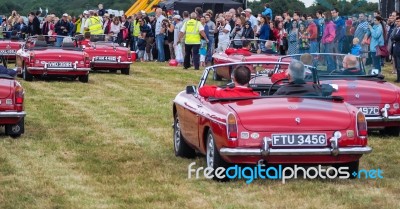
xmin=216 ymin=17 xmax=231 ymax=53
xmin=155 ymin=8 xmax=166 ymax=62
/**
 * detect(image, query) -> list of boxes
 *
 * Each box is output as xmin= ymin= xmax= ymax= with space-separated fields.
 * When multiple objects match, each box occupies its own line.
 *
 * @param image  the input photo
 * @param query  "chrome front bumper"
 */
xmin=0 ymin=111 xmax=26 ymax=118
xmin=220 ymin=137 xmax=372 ymax=157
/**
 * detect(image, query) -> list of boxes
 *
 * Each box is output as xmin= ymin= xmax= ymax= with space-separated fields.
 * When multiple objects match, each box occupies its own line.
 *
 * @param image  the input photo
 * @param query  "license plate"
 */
xmin=272 ymin=134 xmax=327 ymax=146
xmin=47 ymin=62 xmax=72 ymax=68
xmin=0 ymin=49 xmax=16 ymax=55
xmin=358 ymin=106 xmax=379 ymax=116
xmin=94 ymin=56 xmax=116 ymax=61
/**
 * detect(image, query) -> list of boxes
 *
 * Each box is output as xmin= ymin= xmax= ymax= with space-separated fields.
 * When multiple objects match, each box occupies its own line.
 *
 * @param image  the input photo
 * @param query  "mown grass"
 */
xmin=0 ymin=62 xmax=399 ymax=209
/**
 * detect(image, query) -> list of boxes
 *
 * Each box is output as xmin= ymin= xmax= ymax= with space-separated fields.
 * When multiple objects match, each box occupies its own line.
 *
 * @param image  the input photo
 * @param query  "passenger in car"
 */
xmin=274 ymin=60 xmax=322 ymax=96
xmin=271 ymin=53 xmax=312 ymax=83
xmin=341 ymin=54 xmax=363 ymax=75
xmin=199 ymin=65 xmax=259 ymax=98
xmin=225 ymin=40 xmax=252 ymax=56
xmin=80 ymin=32 xmax=91 ymax=47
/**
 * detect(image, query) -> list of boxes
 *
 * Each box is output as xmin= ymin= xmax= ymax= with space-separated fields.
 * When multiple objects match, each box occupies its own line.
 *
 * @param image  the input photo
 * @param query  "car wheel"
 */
xmin=23 ymin=65 xmax=33 ymax=81
xmin=109 ymin=69 xmax=117 ymax=73
xmin=380 ymin=126 xmax=400 ymax=136
xmin=173 ymin=114 xmax=195 ymax=158
xmin=206 ymin=130 xmax=229 ymax=181
xmin=78 ymin=74 xmax=89 ymax=83
xmin=121 ymin=68 xmax=130 ymax=75
xmin=213 ymin=69 xmax=222 ymax=81
xmin=5 ymin=118 xmax=24 ymax=138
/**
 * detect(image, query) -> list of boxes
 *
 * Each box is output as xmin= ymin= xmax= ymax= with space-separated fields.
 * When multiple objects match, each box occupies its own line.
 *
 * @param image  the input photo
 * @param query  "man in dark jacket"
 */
xmin=28 ymin=12 xmax=41 ymax=36
xmin=274 ymin=60 xmax=322 ymax=96
xmin=55 ymin=14 xmax=71 ymax=46
xmin=341 ymin=54 xmax=363 ymax=75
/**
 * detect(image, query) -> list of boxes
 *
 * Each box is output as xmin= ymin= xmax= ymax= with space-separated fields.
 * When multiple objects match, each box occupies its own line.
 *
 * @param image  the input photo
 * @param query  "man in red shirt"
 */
xmin=224 ymin=40 xmax=252 ymax=56
xmin=199 ymin=66 xmax=259 ymax=98
xmin=307 ymin=14 xmax=318 ymax=53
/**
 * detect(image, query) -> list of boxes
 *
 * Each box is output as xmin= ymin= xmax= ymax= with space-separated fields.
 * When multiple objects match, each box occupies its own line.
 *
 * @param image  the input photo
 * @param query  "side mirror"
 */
xmin=186 ymin=85 xmax=196 ymax=94
xmin=369 ymin=69 xmax=379 ymax=75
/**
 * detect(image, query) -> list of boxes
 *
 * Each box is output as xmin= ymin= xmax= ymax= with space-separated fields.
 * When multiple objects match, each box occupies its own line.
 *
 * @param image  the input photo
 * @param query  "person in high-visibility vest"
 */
xmin=84 ymin=11 xmax=103 ymax=35
xmin=177 ymin=12 xmax=209 ymax=70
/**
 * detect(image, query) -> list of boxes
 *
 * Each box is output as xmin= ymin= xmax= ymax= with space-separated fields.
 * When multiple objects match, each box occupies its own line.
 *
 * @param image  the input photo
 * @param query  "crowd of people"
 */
xmin=0 ymin=3 xmax=400 ymax=73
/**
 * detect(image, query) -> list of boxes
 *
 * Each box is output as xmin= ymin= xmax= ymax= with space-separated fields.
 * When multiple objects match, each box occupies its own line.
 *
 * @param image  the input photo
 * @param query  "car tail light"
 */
xmin=356 ymin=111 xmax=367 ymax=137
xmin=15 ymin=83 xmax=24 ymax=111
xmin=127 ymin=50 xmax=132 ymax=59
xmin=84 ymin=52 xmax=90 ymax=65
xmin=226 ymin=113 xmax=238 ymax=140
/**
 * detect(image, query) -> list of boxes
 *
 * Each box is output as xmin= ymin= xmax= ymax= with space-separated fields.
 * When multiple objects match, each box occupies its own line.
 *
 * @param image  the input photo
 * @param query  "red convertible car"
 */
xmin=272 ymin=53 xmax=400 ymax=136
xmin=0 ymin=37 xmax=24 ymax=62
xmin=15 ymin=36 xmax=91 ymax=82
xmin=0 ymin=55 xmax=25 ymax=138
xmin=212 ymin=39 xmax=280 ymax=80
xmin=173 ymin=61 xmax=372 ymax=180
xmin=82 ymin=41 xmax=133 ymax=75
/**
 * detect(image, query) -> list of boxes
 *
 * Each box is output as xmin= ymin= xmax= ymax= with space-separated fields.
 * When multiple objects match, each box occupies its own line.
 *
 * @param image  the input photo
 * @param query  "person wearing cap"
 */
xmin=84 ymin=10 xmax=103 ymax=35
xmin=244 ymin=8 xmax=257 ymax=32
xmin=55 ymin=13 xmax=71 ymax=46
xmin=177 ymin=12 xmax=209 ymax=70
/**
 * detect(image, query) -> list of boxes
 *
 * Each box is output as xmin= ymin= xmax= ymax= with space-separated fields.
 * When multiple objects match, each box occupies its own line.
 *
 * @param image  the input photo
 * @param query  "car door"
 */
xmin=180 ymin=94 xmax=202 ymax=148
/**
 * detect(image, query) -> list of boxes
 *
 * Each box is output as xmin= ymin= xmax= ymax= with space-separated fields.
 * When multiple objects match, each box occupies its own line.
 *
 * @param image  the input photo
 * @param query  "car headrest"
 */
xmin=35 ymin=41 xmax=48 ymax=47
xmin=62 ymin=42 xmax=75 ymax=48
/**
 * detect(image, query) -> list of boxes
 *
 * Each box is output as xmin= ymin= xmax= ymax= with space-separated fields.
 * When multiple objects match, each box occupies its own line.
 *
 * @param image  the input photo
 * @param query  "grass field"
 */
xmin=0 ymin=62 xmax=399 ymax=209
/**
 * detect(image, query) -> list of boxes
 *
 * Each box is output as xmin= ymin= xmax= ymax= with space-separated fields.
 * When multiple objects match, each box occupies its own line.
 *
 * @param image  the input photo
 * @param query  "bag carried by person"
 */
xmin=375 ymin=45 xmax=389 ymax=57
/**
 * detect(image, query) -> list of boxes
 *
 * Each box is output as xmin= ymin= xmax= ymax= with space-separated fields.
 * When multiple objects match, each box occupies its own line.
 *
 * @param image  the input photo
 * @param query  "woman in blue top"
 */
xmin=257 ymin=16 xmax=270 ymax=52
xmin=288 ymin=20 xmax=299 ymax=55
xmin=368 ymin=16 xmax=385 ymax=72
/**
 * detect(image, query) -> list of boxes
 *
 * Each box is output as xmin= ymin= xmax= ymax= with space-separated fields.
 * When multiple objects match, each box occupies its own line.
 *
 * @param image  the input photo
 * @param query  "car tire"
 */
xmin=78 ymin=74 xmax=89 ymax=83
xmin=5 ymin=118 xmax=24 ymax=138
xmin=23 ymin=65 xmax=33 ymax=81
xmin=121 ymin=68 xmax=130 ymax=75
xmin=206 ymin=129 xmax=229 ymax=181
xmin=380 ymin=126 xmax=400 ymax=136
xmin=213 ymin=69 xmax=222 ymax=81
xmin=173 ymin=115 xmax=195 ymax=158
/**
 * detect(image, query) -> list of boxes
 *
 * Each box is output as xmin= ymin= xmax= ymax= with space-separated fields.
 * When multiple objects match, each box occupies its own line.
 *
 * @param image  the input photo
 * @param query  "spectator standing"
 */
xmin=163 ymin=19 xmax=175 ymax=60
xmin=199 ymin=16 xmax=209 ymax=67
xmin=42 ymin=15 xmax=54 ymax=39
xmin=368 ymin=16 xmax=385 ymax=73
xmin=155 ymin=8 xmax=166 ymax=62
xmin=306 ymin=14 xmax=318 ymax=53
xmin=177 ymin=12 xmax=209 ymax=70
xmin=315 ymin=10 xmax=324 ymax=52
xmin=243 ymin=20 xmax=254 ymax=39
xmin=215 ymin=17 xmax=231 ymax=52
xmin=205 ymin=13 xmax=215 ymax=65
xmin=322 ymin=12 xmax=336 ymax=72
xmin=139 ymin=18 xmax=154 ymax=61
xmin=55 ymin=14 xmax=71 ymax=46
xmin=13 ymin=17 xmax=27 ymax=38
xmin=131 ymin=13 xmax=142 ymax=51
xmin=98 ymin=4 xmax=105 ymax=17
xmin=84 ymin=11 xmax=103 ymax=35
xmin=109 ymin=17 xmax=121 ymax=42
xmin=354 ymin=13 xmax=369 ymax=64
xmin=261 ymin=4 xmax=273 ymax=19
xmin=102 ymin=13 xmax=111 ymax=34
xmin=287 ymin=20 xmax=298 ymax=55
xmin=331 ymin=8 xmax=345 ymax=53
xmin=275 ymin=21 xmax=287 ymax=55
xmin=257 ymin=16 xmax=270 ymax=52
xmin=244 ymin=9 xmax=257 ymax=32
xmin=230 ymin=18 xmax=244 ymax=48
xmin=298 ymin=23 xmax=309 ymax=54
xmin=392 ymin=17 xmax=400 ymax=82
xmin=28 ymin=12 xmax=41 ymax=36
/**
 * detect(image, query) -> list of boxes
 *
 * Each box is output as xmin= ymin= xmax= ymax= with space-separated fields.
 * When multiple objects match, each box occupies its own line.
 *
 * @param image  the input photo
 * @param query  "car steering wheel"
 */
xmin=268 ymin=78 xmax=289 ymax=96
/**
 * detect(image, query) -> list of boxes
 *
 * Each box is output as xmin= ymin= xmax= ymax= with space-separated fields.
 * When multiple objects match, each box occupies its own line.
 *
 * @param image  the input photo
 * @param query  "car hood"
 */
xmin=0 ymin=79 xmax=12 ymax=99
xmin=322 ymin=79 xmax=398 ymax=105
xmin=228 ymin=98 xmax=352 ymax=132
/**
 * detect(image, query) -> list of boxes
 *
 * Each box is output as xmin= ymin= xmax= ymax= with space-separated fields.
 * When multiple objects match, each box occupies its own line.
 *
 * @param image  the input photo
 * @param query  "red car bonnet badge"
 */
xmin=355 ymin=94 xmax=360 ymax=99
xmin=295 ymin=117 xmax=301 ymax=124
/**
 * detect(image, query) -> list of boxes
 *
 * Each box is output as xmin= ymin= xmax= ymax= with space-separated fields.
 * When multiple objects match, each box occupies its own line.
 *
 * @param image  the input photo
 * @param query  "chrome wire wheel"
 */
xmin=174 ymin=117 xmax=181 ymax=153
xmin=206 ymin=133 xmax=214 ymax=168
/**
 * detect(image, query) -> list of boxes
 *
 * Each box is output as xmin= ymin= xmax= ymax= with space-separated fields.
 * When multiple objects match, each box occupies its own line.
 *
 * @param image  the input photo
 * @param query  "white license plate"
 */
xmin=47 ymin=62 xmax=72 ymax=68
xmin=94 ymin=56 xmax=116 ymax=61
xmin=272 ymin=134 xmax=327 ymax=146
xmin=358 ymin=106 xmax=379 ymax=116
xmin=0 ymin=49 xmax=16 ymax=55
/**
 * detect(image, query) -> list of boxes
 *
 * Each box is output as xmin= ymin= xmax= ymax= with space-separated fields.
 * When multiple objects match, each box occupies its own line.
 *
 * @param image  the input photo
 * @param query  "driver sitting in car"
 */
xmin=271 ymin=53 xmax=313 ymax=83
xmin=199 ymin=65 xmax=259 ymax=98
xmin=225 ymin=40 xmax=252 ymax=56
xmin=341 ymin=54 xmax=363 ymax=75
xmin=274 ymin=60 xmax=322 ymax=96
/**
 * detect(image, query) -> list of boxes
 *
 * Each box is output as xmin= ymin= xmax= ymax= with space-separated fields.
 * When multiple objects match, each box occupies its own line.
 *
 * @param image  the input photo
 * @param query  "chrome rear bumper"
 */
xmin=0 ymin=111 xmax=26 ymax=118
xmin=366 ymin=116 xmax=400 ymax=122
xmin=220 ymin=137 xmax=372 ymax=156
xmin=28 ymin=67 xmax=91 ymax=71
